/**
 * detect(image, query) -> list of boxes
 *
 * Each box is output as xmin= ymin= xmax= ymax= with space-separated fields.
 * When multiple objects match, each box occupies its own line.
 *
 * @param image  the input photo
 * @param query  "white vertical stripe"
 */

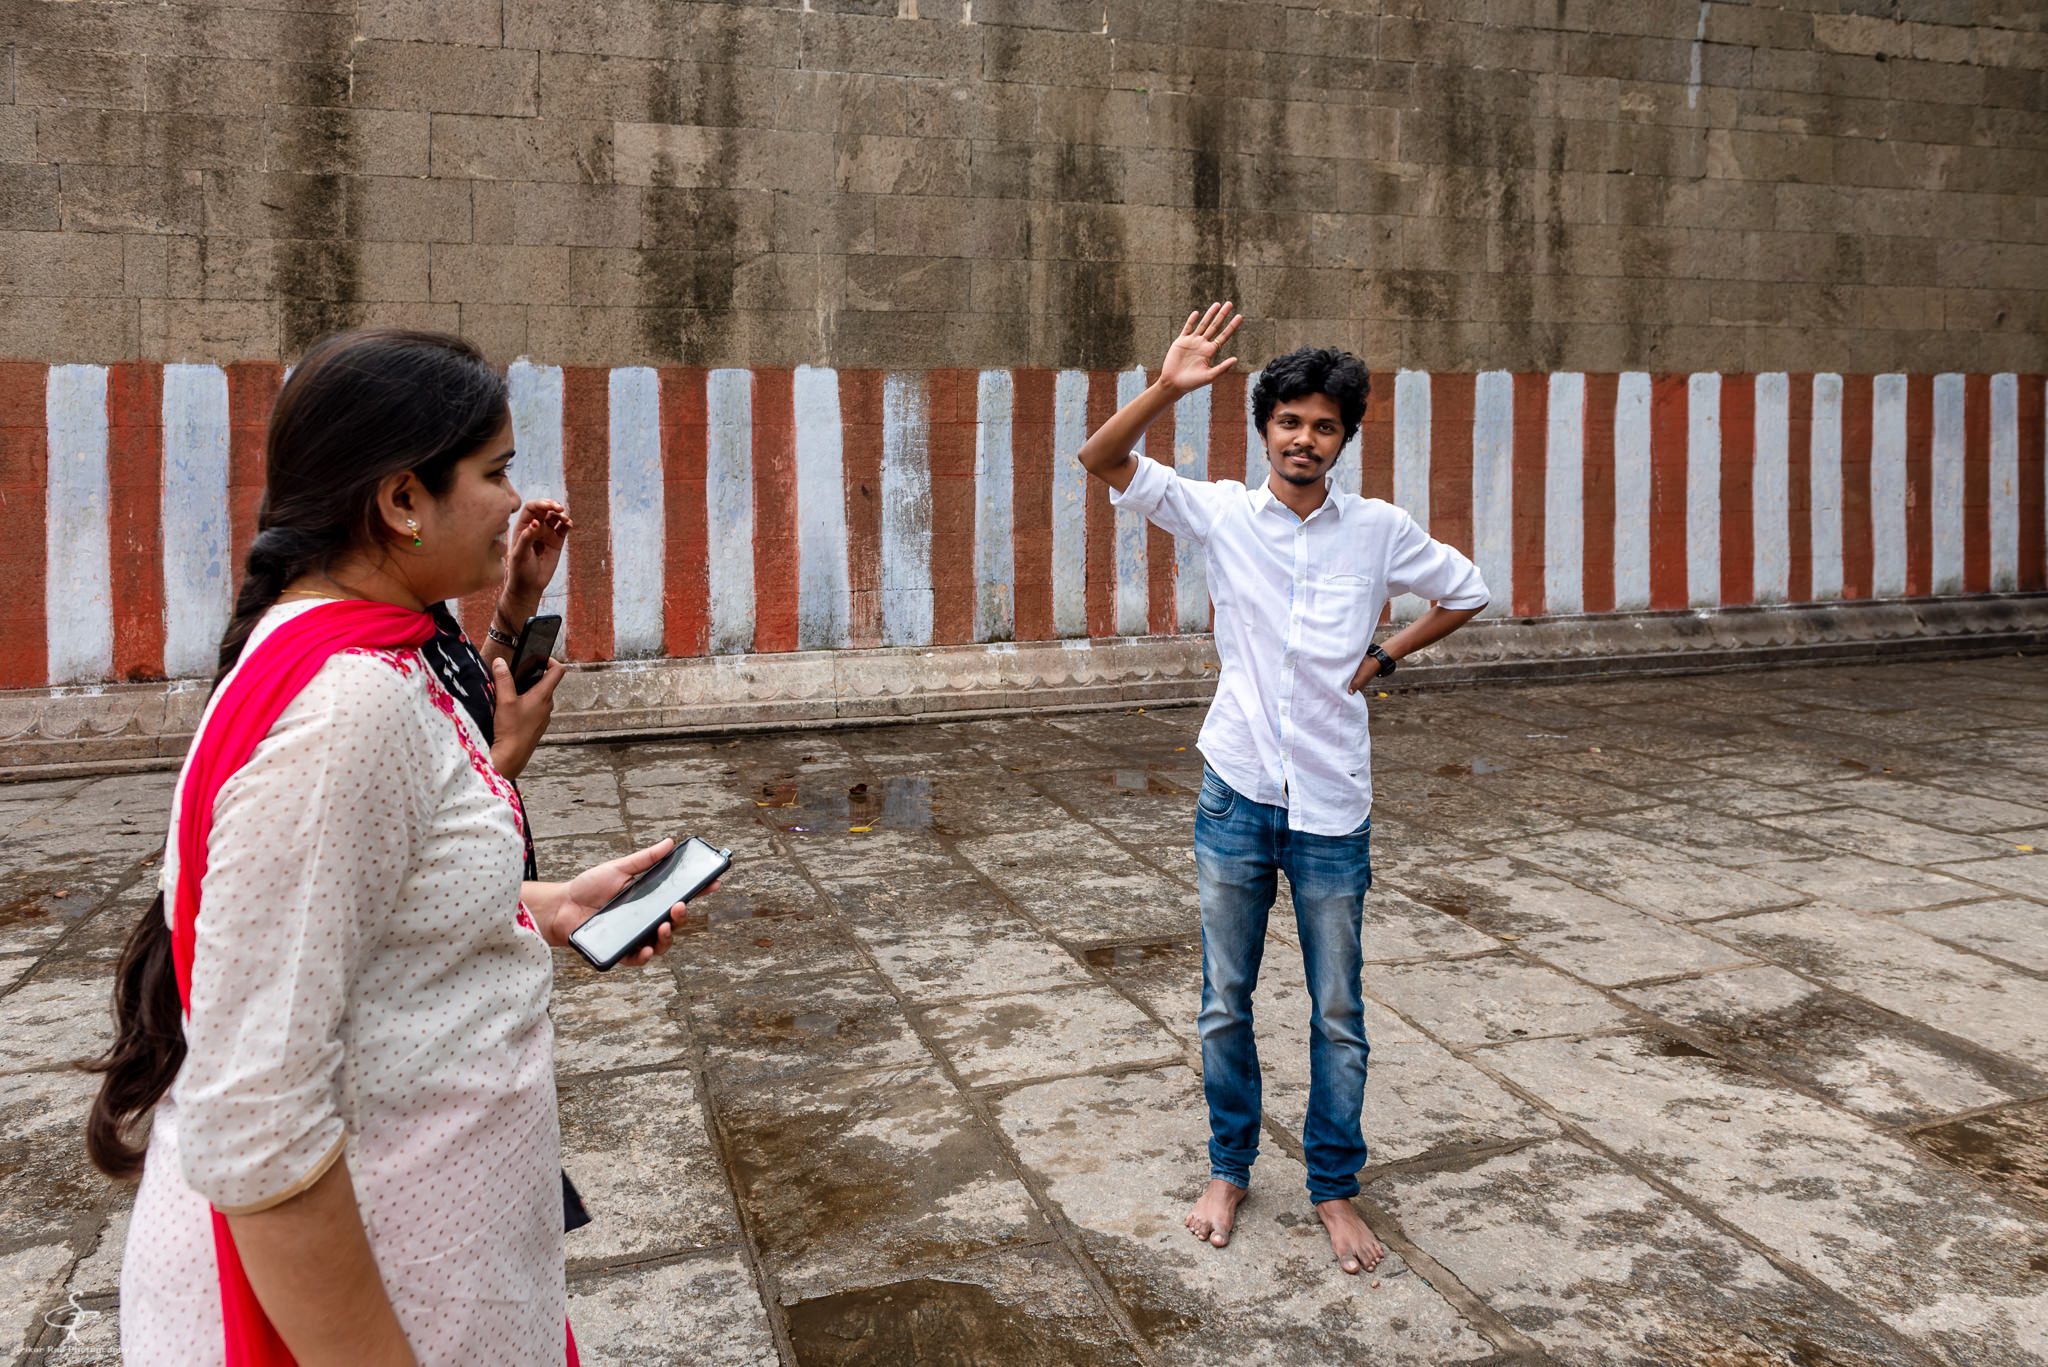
xmin=1114 ymin=366 xmax=1149 ymax=635
xmin=1686 ymin=372 xmax=1721 ymax=607
xmin=1337 ymin=427 xmax=1363 ymax=499
xmin=1544 ymin=372 xmax=1584 ymax=616
xmin=1391 ymin=370 xmax=1431 ymax=622
xmin=1173 ymin=385 xmax=1210 ymax=632
xmin=1752 ymin=373 xmax=1790 ymax=604
xmin=1244 ymin=368 xmax=1264 ymax=478
xmin=1871 ymin=374 xmax=1908 ymax=598
xmin=161 ymin=365 xmax=231 ymax=679
xmin=1614 ymin=372 xmax=1652 ymax=611
xmin=1471 ymin=370 xmax=1513 ymax=618
xmin=973 ymin=369 xmax=1015 ymax=643
xmin=507 ymin=360 xmax=568 ymax=624
xmin=1990 ymin=373 xmax=2019 ymax=592
xmin=705 ymin=368 xmax=753 ymax=654
xmin=1051 ymin=369 xmax=1088 ymax=638
xmin=607 ymin=367 xmax=663 ymax=658
xmin=44 ymin=365 xmax=112 ymax=685
xmin=1930 ymin=373 xmax=1966 ymax=595
xmin=795 ymin=365 xmax=849 ymax=650
xmin=1809 ymin=374 xmax=1844 ymax=601
xmin=881 ymin=372 xmax=932 ymax=647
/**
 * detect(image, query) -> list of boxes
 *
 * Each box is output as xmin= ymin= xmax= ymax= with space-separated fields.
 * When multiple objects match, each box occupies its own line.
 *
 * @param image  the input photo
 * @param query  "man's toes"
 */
xmin=1209 ymin=1227 xmax=1229 ymax=1248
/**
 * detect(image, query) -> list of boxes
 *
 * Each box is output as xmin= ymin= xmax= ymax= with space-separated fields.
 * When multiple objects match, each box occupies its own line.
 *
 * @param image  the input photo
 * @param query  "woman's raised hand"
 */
xmin=1159 ymin=302 xmax=1243 ymax=397
xmin=504 ymin=499 xmax=573 ymax=607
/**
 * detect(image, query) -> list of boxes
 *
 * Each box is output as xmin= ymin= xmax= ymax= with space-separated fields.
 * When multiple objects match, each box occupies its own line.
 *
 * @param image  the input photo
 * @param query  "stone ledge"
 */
xmin=2 ymin=594 xmax=2042 ymax=780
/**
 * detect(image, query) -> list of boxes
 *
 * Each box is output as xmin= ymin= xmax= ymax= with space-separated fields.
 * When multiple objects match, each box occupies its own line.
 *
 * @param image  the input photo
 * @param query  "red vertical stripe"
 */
xmin=1211 ymin=369 xmax=1247 ymax=487
xmin=1084 ymin=371 xmax=1116 ymax=639
xmin=0 ymin=364 xmax=48 ymax=689
xmin=1719 ymin=374 xmax=1756 ymax=609
xmin=1840 ymin=375 xmax=1874 ymax=602
xmin=1359 ymin=371 xmax=1396 ymax=503
xmin=1904 ymin=374 xmax=1933 ymax=597
xmin=1786 ymin=375 xmax=1813 ymax=603
xmin=1011 ymin=369 xmax=1055 ymax=642
xmin=1429 ymin=373 xmax=1476 ymax=560
xmin=1963 ymin=374 xmax=1991 ymax=596
xmin=2019 ymin=377 xmax=2045 ymax=593
xmin=225 ymin=363 xmax=280 ymax=582
xmin=1511 ymin=373 xmax=1548 ymax=618
xmin=928 ymin=368 xmax=978 ymax=647
xmin=1144 ymin=370 xmax=1176 ymax=635
xmin=561 ymin=366 xmax=612 ymax=662
xmin=842 ymin=370 xmax=886 ymax=650
xmin=1582 ymin=373 xmax=1617 ymax=615
xmin=659 ymin=366 xmax=709 ymax=658
xmin=750 ymin=368 xmax=799 ymax=654
xmin=1648 ymin=374 xmax=1689 ymax=611
xmin=107 ymin=363 xmax=165 ymax=681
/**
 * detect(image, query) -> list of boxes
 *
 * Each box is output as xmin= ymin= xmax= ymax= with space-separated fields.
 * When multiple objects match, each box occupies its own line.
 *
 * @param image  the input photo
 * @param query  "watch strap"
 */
xmin=485 ymin=623 xmax=519 ymax=648
xmin=1367 ymin=644 xmax=1397 ymax=677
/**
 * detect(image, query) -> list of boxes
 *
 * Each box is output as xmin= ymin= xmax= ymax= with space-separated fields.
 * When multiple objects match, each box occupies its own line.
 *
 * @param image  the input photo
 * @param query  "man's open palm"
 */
xmin=1161 ymin=302 xmax=1243 ymax=396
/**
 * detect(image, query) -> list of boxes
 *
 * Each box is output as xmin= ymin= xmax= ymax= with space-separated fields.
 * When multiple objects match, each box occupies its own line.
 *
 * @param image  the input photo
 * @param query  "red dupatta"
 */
xmin=172 ymin=599 xmax=436 ymax=1367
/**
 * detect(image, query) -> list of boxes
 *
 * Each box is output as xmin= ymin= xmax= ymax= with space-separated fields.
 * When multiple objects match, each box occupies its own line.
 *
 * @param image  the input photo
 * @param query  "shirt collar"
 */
xmin=1247 ymin=479 xmax=1348 ymax=523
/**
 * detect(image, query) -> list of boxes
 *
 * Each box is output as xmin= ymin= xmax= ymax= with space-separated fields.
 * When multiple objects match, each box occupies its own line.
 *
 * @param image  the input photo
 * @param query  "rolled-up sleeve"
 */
xmin=1108 ymin=452 xmax=1232 ymax=544
xmin=174 ymin=656 xmax=428 ymax=1214
xmin=1384 ymin=508 xmax=1490 ymax=610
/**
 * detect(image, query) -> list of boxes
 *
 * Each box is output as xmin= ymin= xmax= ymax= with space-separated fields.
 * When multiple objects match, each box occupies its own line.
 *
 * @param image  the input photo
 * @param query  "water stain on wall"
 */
xmin=270 ymin=38 xmax=364 ymax=356
xmin=636 ymin=6 xmax=741 ymax=364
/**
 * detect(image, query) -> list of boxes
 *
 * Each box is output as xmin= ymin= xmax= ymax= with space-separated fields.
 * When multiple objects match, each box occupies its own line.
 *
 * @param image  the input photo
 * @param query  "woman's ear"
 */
xmin=374 ymin=471 xmax=422 ymax=546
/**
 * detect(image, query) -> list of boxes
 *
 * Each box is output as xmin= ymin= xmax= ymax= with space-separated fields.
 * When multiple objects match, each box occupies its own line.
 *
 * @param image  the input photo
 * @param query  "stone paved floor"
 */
xmin=4 ymin=654 xmax=2048 ymax=1365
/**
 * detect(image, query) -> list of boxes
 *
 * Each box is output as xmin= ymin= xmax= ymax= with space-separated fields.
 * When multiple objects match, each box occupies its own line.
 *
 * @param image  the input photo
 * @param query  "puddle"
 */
xmin=1099 ymin=770 xmax=1186 ymax=796
xmin=785 ymin=1277 xmax=1134 ymax=1367
xmin=0 ymin=894 xmax=53 ymax=928
xmin=676 ymin=899 xmax=815 ymax=935
xmin=1910 ymin=1100 xmax=2048 ymax=1207
xmin=1650 ymin=1036 xmax=1717 ymax=1059
xmin=759 ymin=777 xmax=935 ymax=831
xmin=1434 ymin=759 xmax=1510 ymax=777
xmin=1082 ymin=942 xmax=1184 ymax=971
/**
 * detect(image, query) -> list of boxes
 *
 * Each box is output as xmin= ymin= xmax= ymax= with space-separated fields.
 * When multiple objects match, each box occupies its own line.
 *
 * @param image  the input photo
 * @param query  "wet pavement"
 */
xmin=4 ymin=653 xmax=2047 ymax=1365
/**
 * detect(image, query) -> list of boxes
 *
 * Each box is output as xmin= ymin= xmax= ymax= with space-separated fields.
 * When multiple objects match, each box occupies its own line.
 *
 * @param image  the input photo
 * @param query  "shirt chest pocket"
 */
xmin=1311 ymin=573 xmax=1379 ymax=647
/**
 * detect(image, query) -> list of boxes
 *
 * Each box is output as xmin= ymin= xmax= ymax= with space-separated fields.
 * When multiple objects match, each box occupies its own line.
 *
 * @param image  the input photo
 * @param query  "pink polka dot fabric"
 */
xmin=122 ymin=601 xmax=566 ymax=1365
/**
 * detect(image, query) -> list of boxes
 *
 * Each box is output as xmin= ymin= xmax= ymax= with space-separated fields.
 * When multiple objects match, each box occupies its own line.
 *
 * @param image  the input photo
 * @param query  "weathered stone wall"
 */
xmin=3 ymin=0 xmax=2045 ymax=377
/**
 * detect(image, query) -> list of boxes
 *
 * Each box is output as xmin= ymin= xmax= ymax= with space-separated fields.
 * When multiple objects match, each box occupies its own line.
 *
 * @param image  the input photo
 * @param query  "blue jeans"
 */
xmin=1194 ymin=766 xmax=1372 ymax=1202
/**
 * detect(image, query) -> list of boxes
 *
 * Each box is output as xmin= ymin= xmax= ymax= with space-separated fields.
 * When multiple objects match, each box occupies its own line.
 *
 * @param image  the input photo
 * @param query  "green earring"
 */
xmin=407 ymin=518 xmax=422 ymax=547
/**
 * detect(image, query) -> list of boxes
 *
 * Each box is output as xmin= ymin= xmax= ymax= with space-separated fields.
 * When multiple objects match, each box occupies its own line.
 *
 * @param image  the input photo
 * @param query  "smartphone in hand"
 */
xmin=511 ymin=614 xmax=562 ymax=693
xmin=568 ymin=836 xmax=731 ymax=971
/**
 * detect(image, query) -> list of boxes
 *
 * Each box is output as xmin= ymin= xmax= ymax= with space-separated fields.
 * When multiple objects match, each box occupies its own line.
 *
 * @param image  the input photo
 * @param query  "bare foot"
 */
xmin=1315 ymin=1198 xmax=1386 ymax=1275
xmin=1184 ymin=1178 xmax=1248 ymax=1248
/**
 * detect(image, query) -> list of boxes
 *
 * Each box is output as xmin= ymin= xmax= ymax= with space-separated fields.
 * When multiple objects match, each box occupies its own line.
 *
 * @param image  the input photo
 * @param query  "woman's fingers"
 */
xmin=614 ymin=837 xmax=676 ymax=878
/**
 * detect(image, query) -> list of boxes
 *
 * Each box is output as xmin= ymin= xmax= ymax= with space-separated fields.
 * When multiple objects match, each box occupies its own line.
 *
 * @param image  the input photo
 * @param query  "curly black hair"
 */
xmin=1251 ymin=347 xmax=1371 ymax=445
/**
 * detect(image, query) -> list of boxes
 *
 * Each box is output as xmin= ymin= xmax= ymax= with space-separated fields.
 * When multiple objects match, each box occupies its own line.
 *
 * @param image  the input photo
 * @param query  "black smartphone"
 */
xmin=567 ymin=836 xmax=732 ymax=971
xmin=511 ymin=614 xmax=562 ymax=693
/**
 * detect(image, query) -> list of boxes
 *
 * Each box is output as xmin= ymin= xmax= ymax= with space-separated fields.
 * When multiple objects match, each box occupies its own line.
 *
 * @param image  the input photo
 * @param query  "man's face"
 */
xmin=1261 ymin=393 xmax=1347 ymax=488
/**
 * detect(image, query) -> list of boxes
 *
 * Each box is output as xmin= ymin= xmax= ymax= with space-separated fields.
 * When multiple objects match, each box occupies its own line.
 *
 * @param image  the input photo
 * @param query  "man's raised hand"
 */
xmin=1161 ymin=302 xmax=1243 ymax=397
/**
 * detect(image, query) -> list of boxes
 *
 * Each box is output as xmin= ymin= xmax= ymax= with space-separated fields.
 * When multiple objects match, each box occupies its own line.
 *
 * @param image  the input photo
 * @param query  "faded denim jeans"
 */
xmin=1194 ymin=765 xmax=1372 ymax=1202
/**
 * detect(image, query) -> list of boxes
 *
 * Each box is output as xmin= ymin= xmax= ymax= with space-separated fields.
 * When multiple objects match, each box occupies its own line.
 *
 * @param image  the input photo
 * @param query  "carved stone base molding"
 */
xmin=3 ymin=594 xmax=2042 ymax=778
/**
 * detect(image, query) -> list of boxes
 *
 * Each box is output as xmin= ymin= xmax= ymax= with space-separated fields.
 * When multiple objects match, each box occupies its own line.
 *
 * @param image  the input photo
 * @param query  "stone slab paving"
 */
xmin=3 ymin=654 xmax=2047 ymax=1364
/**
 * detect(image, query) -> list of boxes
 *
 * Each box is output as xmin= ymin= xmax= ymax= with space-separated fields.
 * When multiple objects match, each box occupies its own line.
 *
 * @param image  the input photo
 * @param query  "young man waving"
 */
xmin=1078 ymin=303 xmax=1489 ymax=1276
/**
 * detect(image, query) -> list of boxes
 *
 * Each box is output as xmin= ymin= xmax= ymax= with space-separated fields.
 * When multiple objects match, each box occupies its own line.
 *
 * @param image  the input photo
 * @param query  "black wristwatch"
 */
xmin=1367 ymin=644 xmax=1397 ymax=678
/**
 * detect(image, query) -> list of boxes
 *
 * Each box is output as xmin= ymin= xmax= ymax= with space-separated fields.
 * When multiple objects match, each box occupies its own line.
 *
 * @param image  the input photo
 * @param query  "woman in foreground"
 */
xmin=86 ymin=328 xmax=693 ymax=1366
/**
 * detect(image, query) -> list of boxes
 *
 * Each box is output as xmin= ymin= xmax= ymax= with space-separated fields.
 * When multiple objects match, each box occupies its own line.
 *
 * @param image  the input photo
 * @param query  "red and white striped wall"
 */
xmin=3 ymin=361 xmax=2043 ymax=688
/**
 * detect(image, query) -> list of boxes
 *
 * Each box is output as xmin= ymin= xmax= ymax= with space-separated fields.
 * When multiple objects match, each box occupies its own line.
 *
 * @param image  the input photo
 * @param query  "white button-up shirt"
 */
xmin=1113 ymin=455 xmax=1489 ymax=835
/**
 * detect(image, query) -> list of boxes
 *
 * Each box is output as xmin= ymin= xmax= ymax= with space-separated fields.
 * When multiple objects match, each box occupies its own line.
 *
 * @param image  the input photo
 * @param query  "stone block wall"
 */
xmin=3 ymin=0 xmax=2046 ymax=377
